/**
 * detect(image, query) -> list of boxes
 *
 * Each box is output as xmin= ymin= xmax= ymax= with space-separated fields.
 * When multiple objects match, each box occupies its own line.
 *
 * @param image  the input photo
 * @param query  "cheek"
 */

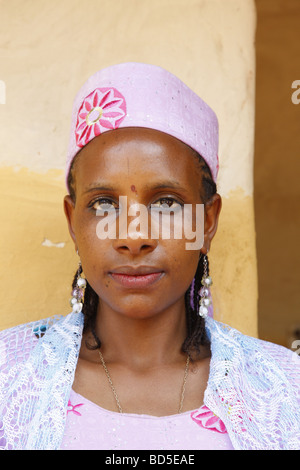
xmin=73 ymin=211 xmax=109 ymax=267
xmin=75 ymin=218 xmax=97 ymax=252
xmin=166 ymin=240 xmax=200 ymax=288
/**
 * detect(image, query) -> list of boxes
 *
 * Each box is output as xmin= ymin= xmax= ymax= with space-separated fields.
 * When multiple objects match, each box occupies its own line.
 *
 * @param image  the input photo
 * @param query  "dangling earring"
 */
xmin=199 ymin=253 xmax=212 ymax=318
xmin=70 ymin=258 xmax=87 ymax=313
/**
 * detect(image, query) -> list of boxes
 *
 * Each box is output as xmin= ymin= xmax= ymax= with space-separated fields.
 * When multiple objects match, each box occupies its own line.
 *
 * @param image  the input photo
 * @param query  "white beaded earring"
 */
xmin=70 ymin=258 xmax=87 ymax=313
xmin=199 ymin=254 xmax=212 ymax=318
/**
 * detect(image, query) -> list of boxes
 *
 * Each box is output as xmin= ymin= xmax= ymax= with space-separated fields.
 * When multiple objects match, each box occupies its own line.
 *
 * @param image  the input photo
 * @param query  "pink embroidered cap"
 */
xmin=66 ymin=62 xmax=219 ymax=189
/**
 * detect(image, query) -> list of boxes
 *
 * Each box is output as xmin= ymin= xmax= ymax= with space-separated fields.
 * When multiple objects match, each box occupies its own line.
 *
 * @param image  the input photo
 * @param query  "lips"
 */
xmin=109 ymin=266 xmax=164 ymax=288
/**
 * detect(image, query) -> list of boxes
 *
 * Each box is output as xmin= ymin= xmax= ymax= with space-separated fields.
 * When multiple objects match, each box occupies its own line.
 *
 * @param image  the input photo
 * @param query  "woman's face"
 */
xmin=64 ymin=127 xmax=221 ymax=319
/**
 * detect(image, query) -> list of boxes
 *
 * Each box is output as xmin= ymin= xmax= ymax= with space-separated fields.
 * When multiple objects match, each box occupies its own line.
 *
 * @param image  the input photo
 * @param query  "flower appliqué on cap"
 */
xmin=191 ymin=406 xmax=227 ymax=433
xmin=75 ymin=87 xmax=127 ymax=147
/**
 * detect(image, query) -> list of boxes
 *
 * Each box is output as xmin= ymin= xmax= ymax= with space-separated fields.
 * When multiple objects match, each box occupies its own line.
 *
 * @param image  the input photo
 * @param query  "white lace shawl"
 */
xmin=0 ymin=312 xmax=299 ymax=450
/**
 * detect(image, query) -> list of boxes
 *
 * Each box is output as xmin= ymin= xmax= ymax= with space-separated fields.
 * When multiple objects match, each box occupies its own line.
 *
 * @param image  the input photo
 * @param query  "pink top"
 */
xmin=60 ymin=389 xmax=234 ymax=450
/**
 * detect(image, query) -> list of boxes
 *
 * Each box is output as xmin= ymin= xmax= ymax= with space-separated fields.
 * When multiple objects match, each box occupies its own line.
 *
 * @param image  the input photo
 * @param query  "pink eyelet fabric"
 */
xmin=60 ymin=389 xmax=234 ymax=450
xmin=66 ymin=62 xmax=219 ymax=189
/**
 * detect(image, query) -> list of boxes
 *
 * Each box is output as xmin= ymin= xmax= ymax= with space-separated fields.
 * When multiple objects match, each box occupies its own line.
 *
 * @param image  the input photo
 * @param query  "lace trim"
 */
xmin=0 ymin=314 xmax=299 ymax=449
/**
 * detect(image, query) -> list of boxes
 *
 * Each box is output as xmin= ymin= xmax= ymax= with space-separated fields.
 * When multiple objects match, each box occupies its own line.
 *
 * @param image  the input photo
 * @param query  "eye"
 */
xmin=151 ymin=197 xmax=182 ymax=212
xmin=89 ymin=197 xmax=118 ymax=212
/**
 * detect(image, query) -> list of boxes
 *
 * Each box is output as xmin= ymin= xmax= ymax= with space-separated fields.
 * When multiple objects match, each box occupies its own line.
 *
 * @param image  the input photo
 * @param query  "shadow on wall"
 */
xmin=254 ymin=0 xmax=300 ymax=350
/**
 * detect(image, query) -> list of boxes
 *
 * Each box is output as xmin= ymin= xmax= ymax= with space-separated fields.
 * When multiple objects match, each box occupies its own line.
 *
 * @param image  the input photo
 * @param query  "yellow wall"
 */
xmin=0 ymin=0 xmax=257 ymax=337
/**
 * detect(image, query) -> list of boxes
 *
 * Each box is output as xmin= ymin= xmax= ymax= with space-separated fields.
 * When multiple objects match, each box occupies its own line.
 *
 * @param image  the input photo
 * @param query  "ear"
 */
xmin=201 ymin=193 xmax=222 ymax=254
xmin=63 ymin=195 xmax=77 ymax=248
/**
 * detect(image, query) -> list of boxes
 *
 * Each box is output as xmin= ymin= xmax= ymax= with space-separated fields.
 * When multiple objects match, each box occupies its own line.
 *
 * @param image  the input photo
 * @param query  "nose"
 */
xmin=112 ymin=201 xmax=158 ymax=256
xmin=113 ymin=234 xmax=158 ymax=256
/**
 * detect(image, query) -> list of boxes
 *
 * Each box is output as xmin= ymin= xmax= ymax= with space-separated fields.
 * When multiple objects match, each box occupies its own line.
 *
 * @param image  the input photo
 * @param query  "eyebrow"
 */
xmin=144 ymin=181 xmax=190 ymax=193
xmin=83 ymin=183 xmax=116 ymax=194
xmin=83 ymin=180 xmax=189 ymax=194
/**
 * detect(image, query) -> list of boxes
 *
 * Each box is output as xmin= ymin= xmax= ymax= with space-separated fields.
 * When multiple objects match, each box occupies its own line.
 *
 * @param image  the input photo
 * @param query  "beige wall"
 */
xmin=0 ymin=0 xmax=257 ymax=337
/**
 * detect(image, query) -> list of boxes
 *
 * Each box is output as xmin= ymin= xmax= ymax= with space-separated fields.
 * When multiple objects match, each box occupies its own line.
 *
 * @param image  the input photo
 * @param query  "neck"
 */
xmin=90 ymin=298 xmax=188 ymax=370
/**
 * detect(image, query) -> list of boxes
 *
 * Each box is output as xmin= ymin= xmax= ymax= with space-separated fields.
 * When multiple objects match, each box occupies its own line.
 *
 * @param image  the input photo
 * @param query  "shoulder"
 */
xmin=205 ymin=318 xmax=300 ymax=449
xmin=207 ymin=316 xmax=299 ymax=364
xmin=0 ymin=316 xmax=63 ymax=370
xmin=249 ymin=333 xmax=300 ymax=395
xmin=207 ymin=317 xmax=300 ymax=393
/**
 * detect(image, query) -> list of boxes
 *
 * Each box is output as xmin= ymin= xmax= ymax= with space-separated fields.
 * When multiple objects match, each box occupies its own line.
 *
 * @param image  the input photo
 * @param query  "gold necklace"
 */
xmin=98 ymin=350 xmax=190 ymax=414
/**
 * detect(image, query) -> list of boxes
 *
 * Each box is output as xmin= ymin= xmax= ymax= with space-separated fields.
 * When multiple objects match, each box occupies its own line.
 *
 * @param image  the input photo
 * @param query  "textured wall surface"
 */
xmin=254 ymin=0 xmax=300 ymax=347
xmin=0 ymin=0 xmax=257 ymax=336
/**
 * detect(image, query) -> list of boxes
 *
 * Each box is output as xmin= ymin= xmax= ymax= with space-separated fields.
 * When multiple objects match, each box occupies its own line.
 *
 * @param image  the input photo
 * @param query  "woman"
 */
xmin=0 ymin=63 xmax=299 ymax=450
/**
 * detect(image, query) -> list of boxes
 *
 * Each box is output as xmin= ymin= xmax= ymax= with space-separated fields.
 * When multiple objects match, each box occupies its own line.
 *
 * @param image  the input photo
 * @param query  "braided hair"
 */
xmin=69 ymin=150 xmax=217 ymax=358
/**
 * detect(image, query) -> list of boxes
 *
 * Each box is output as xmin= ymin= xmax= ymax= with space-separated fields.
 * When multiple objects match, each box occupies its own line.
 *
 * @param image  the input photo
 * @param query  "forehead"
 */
xmin=73 ymin=127 xmax=203 ymax=192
